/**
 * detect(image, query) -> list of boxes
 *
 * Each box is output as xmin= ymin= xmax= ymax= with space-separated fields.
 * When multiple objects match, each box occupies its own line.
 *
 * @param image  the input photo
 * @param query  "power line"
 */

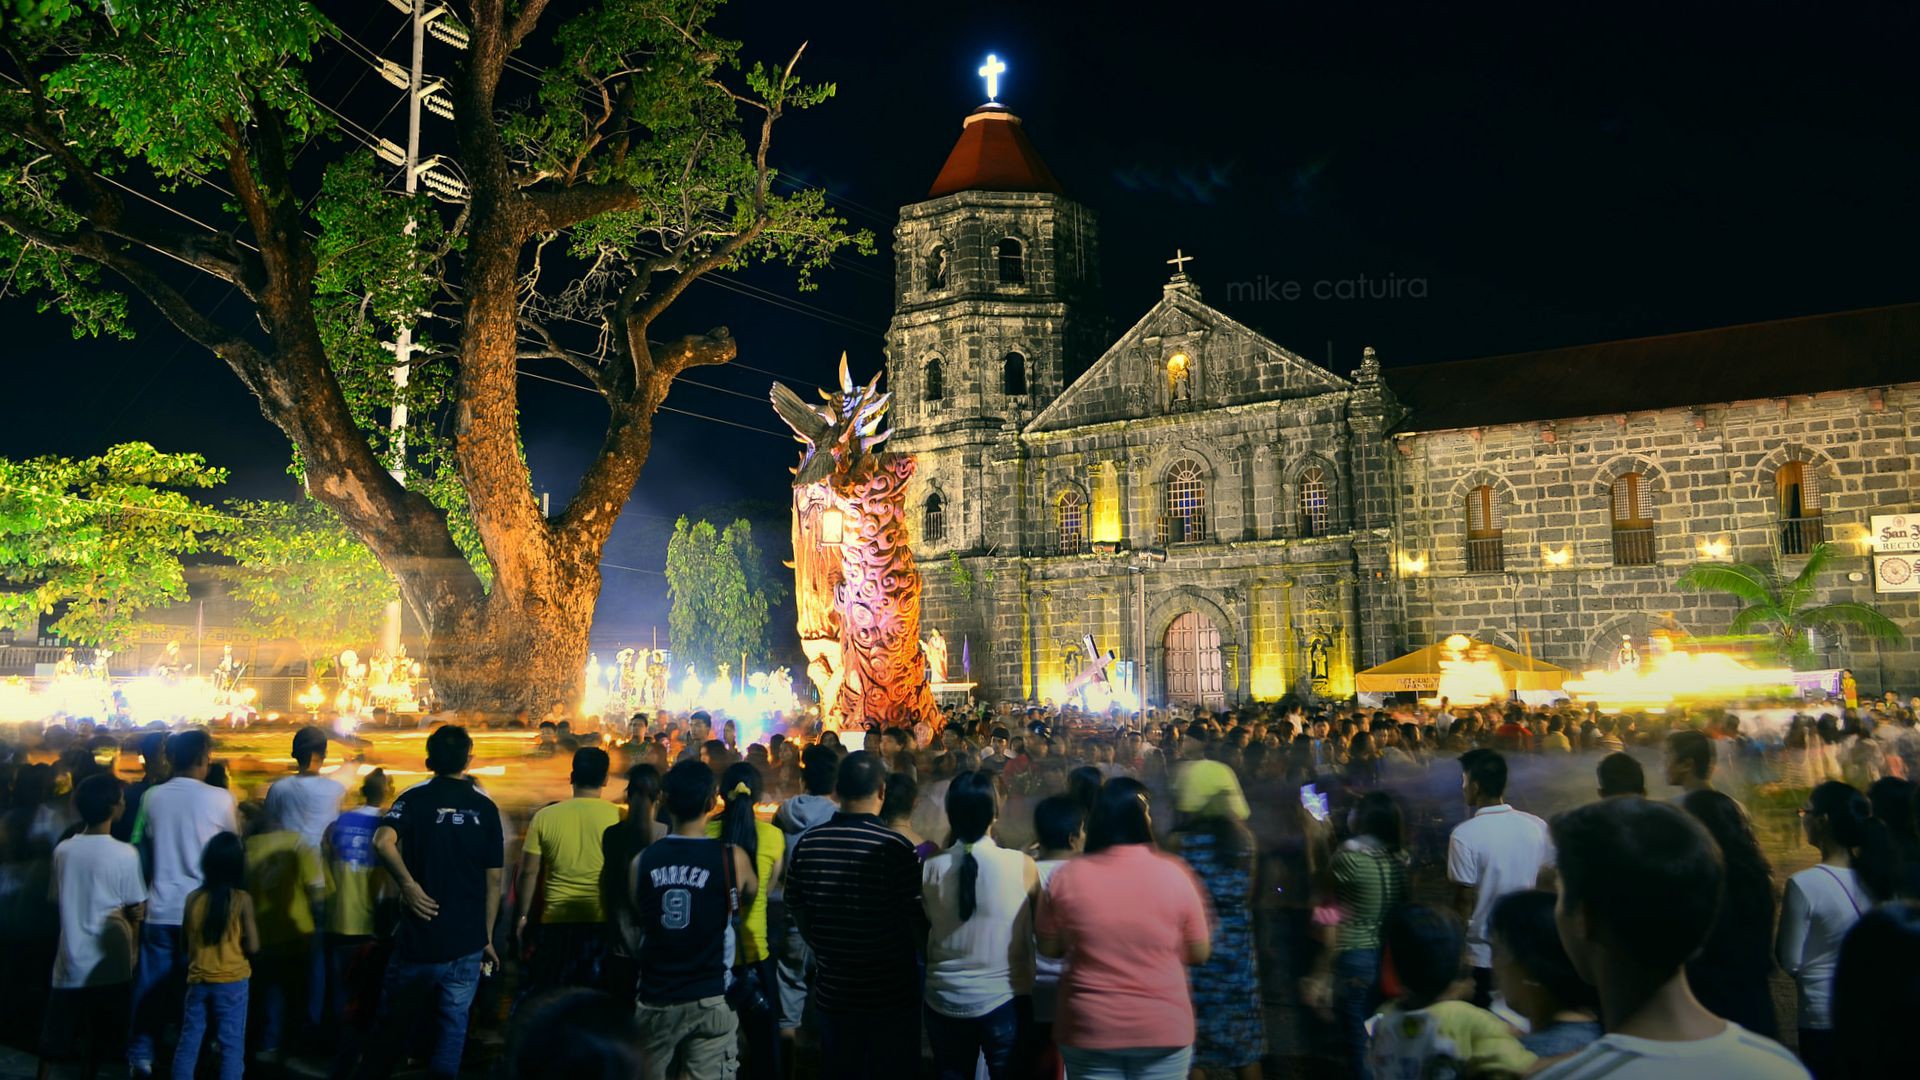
xmin=514 ymin=366 xmax=788 ymax=439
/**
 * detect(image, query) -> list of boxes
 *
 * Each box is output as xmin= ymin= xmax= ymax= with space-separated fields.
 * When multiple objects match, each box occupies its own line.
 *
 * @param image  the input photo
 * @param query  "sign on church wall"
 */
xmin=1870 ymin=514 xmax=1920 ymax=593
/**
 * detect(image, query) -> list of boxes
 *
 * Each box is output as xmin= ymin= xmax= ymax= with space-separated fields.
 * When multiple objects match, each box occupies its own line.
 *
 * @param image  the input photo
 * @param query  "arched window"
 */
xmin=1161 ymin=459 xmax=1208 ymax=544
xmin=996 ymin=237 xmax=1025 ymax=285
xmin=1775 ymin=460 xmax=1824 ymax=555
xmin=1056 ymin=488 xmax=1086 ymax=554
xmin=923 ymin=358 xmax=944 ymax=402
xmin=1298 ymin=466 xmax=1330 ymax=537
xmin=1465 ymin=484 xmax=1504 ymax=572
xmin=1002 ymin=351 xmax=1027 ymax=396
xmin=1609 ymin=472 xmax=1655 ymax=566
xmin=923 ymin=493 xmax=946 ymax=544
xmin=924 ymin=243 xmax=949 ymax=291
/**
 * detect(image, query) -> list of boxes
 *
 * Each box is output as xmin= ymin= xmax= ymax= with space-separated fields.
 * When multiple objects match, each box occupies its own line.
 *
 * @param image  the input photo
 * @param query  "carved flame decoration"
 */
xmin=772 ymin=355 xmax=938 ymax=731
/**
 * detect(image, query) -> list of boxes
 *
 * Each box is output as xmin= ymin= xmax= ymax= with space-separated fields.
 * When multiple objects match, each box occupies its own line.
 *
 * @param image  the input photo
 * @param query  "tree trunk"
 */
xmin=410 ymin=561 xmax=601 ymax=718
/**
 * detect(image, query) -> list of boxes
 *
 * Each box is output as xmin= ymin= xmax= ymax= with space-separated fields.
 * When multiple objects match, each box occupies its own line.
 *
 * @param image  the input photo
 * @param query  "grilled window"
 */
xmin=1299 ymin=466 xmax=1330 ymax=537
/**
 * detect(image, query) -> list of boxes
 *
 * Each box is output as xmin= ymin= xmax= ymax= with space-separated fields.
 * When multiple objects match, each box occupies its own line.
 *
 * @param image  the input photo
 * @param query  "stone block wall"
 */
xmin=1385 ymin=383 xmax=1920 ymax=693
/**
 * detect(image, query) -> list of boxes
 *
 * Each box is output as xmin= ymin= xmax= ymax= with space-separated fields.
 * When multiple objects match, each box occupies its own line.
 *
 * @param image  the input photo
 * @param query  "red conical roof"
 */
xmin=927 ymin=104 xmax=1063 ymax=198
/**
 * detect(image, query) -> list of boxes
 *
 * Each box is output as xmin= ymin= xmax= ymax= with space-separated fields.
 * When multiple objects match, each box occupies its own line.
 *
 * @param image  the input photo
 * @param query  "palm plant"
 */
xmin=1675 ymin=542 xmax=1906 ymax=668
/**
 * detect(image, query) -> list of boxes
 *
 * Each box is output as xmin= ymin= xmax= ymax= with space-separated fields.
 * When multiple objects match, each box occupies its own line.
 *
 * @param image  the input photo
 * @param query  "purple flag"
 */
xmin=961 ymin=635 xmax=971 ymax=679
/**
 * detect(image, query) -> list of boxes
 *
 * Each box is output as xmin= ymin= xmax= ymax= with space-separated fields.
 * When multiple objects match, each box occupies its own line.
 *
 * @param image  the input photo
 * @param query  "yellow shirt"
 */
xmin=526 ymin=796 xmax=623 ymax=924
xmin=246 ymin=830 xmax=324 ymax=947
xmin=184 ymin=890 xmax=251 ymax=984
xmin=705 ymin=818 xmax=783 ymax=963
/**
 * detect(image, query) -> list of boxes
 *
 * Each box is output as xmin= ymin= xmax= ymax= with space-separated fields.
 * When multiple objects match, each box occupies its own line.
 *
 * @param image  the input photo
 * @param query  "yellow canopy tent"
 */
xmin=1355 ymin=637 xmax=1570 ymax=694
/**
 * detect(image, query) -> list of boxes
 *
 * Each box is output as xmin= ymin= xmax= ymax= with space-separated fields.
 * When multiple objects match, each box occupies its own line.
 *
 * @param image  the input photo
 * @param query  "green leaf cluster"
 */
xmin=665 ymin=515 xmax=780 ymax=679
xmin=206 ymin=497 xmax=398 ymax=672
xmin=0 ymin=442 xmax=225 ymax=646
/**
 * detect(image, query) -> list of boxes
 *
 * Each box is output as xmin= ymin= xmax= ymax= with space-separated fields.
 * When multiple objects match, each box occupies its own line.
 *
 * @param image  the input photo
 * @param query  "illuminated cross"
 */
xmin=1062 ymin=633 xmax=1115 ymax=707
xmin=1167 ymin=249 xmax=1196 ymax=274
xmin=978 ymin=54 xmax=1007 ymax=102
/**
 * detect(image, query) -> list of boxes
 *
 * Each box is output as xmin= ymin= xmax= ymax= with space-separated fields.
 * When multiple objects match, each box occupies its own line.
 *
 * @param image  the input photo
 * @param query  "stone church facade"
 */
xmin=889 ymin=103 xmax=1920 ymax=705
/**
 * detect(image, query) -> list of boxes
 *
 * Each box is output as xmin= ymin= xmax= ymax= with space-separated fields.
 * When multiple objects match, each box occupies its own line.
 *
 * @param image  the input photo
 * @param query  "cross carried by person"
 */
xmin=1062 ymin=633 xmax=1116 ymax=707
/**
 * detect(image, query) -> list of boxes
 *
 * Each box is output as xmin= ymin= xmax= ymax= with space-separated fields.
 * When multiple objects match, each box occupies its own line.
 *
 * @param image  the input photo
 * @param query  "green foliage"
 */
xmin=948 ymin=551 xmax=975 ymax=601
xmin=1676 ymin=542 xmax=1906 ymax=668
xmin=0 ymin=0 xmax=872 ymax=648
xmin=207 ymin=498 xmax=398 ymax=671
xmin=40 ymin=0 xmax=333 ymax=179
xmin=0 ymin=443 xmax=225 ymax=647
xmin=665 ymin=516 xmax=777 ymax=678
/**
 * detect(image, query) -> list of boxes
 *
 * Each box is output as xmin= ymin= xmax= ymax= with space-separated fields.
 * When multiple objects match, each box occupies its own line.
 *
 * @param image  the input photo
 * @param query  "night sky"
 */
xmin=4 ymin=0 xmax=1916 ymax=648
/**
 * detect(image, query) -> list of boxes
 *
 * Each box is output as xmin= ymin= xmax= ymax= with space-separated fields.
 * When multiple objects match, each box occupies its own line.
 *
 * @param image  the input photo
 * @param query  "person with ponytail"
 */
xmin=920 ymin=769 xmax=1039 ymax=1080
xmin=173 ymin=832 xmax=257 ymax=1080
xmin=705 ymin=760 xmax=784 ymax=1080
xmin=1779 ymin=780 xmax=1900 ymax=1077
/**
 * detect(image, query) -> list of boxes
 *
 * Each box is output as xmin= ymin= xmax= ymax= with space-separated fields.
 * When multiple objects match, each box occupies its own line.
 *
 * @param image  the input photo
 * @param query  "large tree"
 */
xmin=0 ymin=442 xmax=225 ymax=648
xmin=0 ymin=1 xmax=866 ymax=709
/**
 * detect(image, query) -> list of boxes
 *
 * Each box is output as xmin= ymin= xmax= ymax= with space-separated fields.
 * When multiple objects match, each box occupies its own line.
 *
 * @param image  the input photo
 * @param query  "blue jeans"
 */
xmin=173 ymin=981 xmax=248 ymax=1080
xmin=1332 ymin=948 xmax=1382 ymax=1079
xmin=1060 ymin=1045 xmax=1194 ymax=1080
xmin=128 ymin=923 xmax=186 ymax=1070
xmin=358 ymin=950 xmax=484 ymax=1080
xmin=926 ymin=999 xmax=1022 ymax=1080
xmin=817 ymin=1003 xmax=919 ymax=1080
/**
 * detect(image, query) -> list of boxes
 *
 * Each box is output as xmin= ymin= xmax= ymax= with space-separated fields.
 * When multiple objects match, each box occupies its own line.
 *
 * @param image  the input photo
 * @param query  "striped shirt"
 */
xmin=1531 ymin=1023 xmax=1808 ymax=1080
xmin=1331 ymin=837 xmax=1408 ymax=952
xmin=785 ymin=811 xmax=926 ymax=1013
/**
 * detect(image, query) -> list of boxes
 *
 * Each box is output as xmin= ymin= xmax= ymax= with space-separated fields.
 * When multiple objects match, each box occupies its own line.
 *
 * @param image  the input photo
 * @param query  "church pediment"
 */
xmin=1026 ymin=287 xmax=1350 ymax=432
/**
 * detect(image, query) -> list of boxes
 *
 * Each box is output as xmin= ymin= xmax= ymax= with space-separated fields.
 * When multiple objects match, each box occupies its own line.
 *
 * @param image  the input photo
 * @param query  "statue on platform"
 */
xmin=153 ymin=640 xmax=189 ymax=680
xmin=772 ymin=354 xmax=938 ymax=730
xmin=923 ymin=629 xmax=950 ymax=685
xmin=213 ymin=645 xmax=239 ymax=694
xmin=1617 ymin=634 xmax=1640 ymax=672
xmin=647 ymin=649 xmax=670 ymax=710
xmin=53 ymin=648 xmax=80 ymax=680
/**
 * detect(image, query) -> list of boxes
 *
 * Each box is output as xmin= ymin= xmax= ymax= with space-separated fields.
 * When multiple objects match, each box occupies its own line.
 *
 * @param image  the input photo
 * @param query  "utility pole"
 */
xmin=381 ymin=0 xmax=427 ymax=657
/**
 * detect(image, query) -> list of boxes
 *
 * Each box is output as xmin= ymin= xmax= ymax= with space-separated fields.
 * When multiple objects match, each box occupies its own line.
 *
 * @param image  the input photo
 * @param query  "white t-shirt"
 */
xmin=1775 ymin=864 xmax=1867 ymax=1030
xmin=921 ymin=835 xmax=1037 ymax=1018
xmin=50 ymin=833 xmax=147 ymax=988
xmin=141 ymin=777 xmax=239 ymax=926
xmin=1532 ymin=1022 xmax=1808 ymax=1080
xmin=1447 ymin=803 xmax=1554 ymax=968
xmin=265 ymin=773 xmax=347 ymax=851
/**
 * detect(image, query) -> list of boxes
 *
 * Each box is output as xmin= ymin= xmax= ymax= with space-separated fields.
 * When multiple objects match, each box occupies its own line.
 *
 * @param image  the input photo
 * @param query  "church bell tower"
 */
xmin=887 ymin=60 xmax=1102 ymax=561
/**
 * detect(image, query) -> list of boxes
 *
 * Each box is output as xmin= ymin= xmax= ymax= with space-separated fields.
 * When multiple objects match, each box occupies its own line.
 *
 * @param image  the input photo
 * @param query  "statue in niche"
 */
xmin=1307 ymin=630 xmax=1332 ymax=685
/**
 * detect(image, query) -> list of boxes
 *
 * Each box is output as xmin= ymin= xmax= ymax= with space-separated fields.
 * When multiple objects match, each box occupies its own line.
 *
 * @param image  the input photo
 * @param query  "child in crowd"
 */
xmin=1488 ymin=889 xmax=1601 ymax=1058
xmin=1030 ymin=794 xmax=1086 ymax=1080
xmin=1366 ymin=904 xmax=1535 ymax=1080
xmin=173 ymin=832 xmax=259 ymax=1080
xmin=40 ymin=774 xmax=146 ymax=1080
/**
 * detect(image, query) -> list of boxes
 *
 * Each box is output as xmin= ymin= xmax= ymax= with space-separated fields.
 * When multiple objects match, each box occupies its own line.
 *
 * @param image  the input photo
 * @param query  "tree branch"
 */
xmin=505 ymin=0 xmax=555 ymax=52
xmin=518 ymin=316 xmax=612 ymax=396
xmin=523 ymin=182 xmax=643 ymax=234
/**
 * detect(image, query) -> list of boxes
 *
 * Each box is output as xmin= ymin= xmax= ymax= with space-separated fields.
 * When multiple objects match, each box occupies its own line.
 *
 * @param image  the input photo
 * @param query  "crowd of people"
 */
xmin=3 ymin=691 xmax=1920 ymax=1078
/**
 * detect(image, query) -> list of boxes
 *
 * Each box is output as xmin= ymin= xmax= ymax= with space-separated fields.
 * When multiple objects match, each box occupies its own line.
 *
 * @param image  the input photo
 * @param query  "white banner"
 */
xmin=1869 ymin=513 xmax=1920 ymax=554
xmin=1874 ymin=553 xmax=1920 ymax=593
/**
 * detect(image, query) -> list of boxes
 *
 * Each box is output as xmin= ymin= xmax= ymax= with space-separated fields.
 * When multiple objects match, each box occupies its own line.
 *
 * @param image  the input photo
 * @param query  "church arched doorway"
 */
xmin=1164 ymin=611 xmax=1224 ymax=708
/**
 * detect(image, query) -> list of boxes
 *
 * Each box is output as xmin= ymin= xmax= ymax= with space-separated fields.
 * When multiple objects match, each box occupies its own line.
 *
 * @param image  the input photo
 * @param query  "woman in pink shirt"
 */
xmin=1037 ymin=777 xmax=1214 ymax=1080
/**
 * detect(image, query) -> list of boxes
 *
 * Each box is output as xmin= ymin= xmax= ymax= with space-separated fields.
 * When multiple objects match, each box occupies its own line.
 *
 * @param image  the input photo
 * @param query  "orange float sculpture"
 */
xmin=771 ymin=356 xmax=938 ymax=731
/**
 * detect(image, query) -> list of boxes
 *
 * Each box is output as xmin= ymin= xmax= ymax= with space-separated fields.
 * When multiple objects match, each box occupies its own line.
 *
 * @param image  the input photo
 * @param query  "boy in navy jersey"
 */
xmin=635 ymin=760 xmax=757 ymax=1079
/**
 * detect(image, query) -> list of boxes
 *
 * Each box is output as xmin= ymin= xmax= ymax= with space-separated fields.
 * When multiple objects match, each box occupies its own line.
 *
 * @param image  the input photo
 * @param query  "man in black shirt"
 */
xmin=634 ymin=760 xmax=755 ymax=1080
xmin=785 ymin=750 xmax=927 ymax=1080
xmin=359 ymin=725 xmax=503 ymax=1080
